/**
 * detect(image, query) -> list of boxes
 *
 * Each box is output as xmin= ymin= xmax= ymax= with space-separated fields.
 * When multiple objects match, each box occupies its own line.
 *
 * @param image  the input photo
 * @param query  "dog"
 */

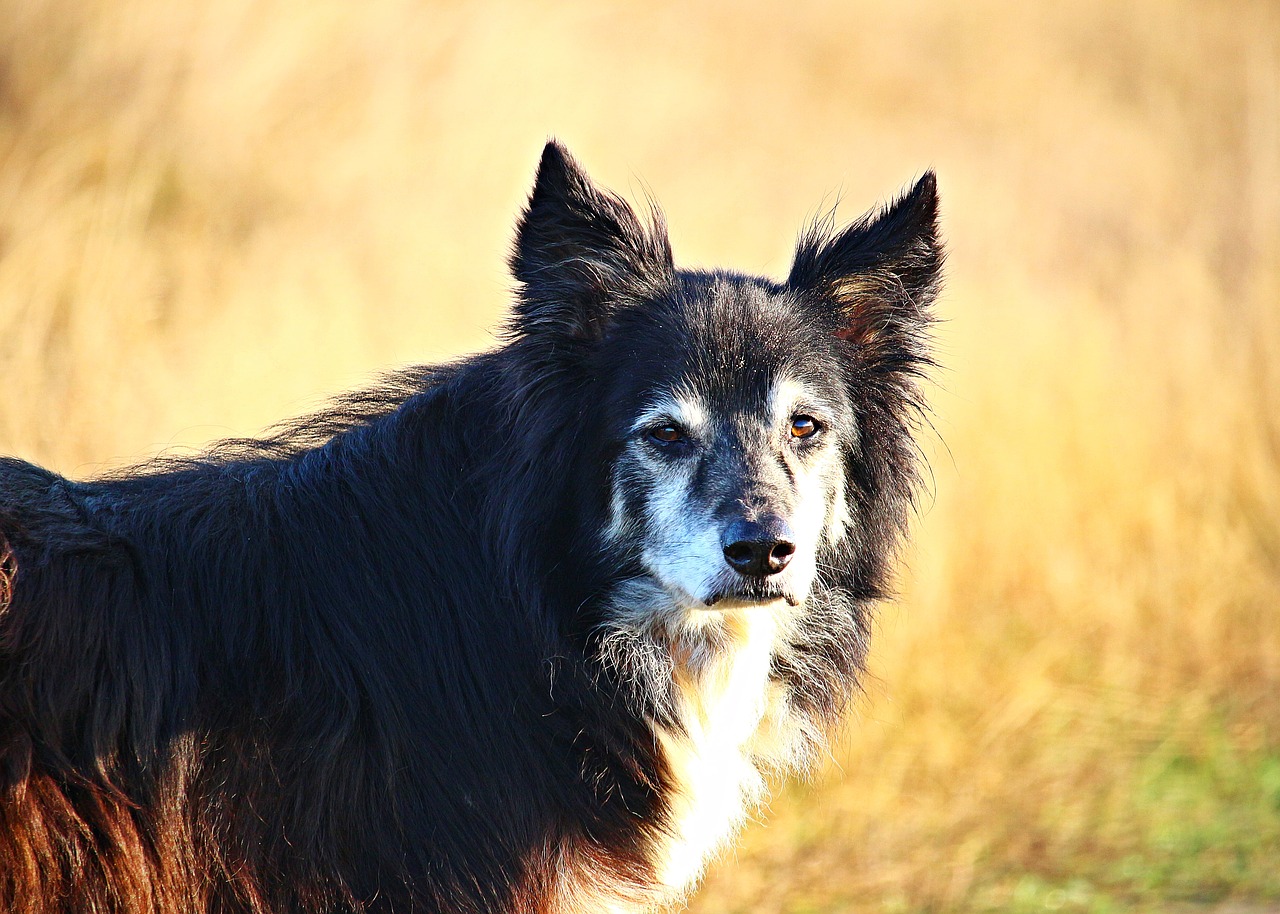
xmin=0 ymin=142 xmax=942 ymax=914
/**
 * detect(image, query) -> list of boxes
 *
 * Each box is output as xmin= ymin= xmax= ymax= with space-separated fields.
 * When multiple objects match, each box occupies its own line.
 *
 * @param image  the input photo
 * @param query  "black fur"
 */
xmin=0 ymin=142 xmax=941 ymax=913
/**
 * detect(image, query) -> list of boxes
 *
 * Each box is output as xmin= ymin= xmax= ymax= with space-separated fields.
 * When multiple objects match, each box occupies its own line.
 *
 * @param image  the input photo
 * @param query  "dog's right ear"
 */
xmin=509 ymin=141 xmax=673 ymax=341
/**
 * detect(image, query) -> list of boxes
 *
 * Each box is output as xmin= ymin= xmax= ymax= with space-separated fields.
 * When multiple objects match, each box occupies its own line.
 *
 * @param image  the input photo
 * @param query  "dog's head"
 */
xmin=509 ymin=141 xmax=941 ymax=621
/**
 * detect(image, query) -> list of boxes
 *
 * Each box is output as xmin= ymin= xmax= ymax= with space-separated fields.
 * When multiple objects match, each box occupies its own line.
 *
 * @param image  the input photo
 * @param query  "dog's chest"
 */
xmin=649 ymin=609 xmax=785 ymax=899
xmin=550 ymin=608 xmax=805 ymax=914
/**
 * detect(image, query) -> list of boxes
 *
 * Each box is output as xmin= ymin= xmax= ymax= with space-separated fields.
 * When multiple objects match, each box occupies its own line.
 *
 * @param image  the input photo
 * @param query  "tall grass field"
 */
xmin=2 ymin=2 xmax=1278 ymax=911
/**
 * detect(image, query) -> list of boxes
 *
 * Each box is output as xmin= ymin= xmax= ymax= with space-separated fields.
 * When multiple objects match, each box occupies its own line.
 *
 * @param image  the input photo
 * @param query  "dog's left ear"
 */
xmin=510 ymin=141 xmax=673 ymax=341
xmin=788 ymin=173 xmax=942 ymax=364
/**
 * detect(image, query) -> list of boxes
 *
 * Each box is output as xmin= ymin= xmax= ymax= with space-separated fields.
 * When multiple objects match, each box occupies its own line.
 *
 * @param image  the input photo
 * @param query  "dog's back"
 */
xmin=0 ymin=371 xmax=669 ymax=913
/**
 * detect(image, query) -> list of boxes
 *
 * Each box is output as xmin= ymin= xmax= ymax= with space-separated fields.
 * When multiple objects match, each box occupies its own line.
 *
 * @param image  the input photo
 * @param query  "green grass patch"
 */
xmin=968 ymin=726 xmax=1280 ymax=914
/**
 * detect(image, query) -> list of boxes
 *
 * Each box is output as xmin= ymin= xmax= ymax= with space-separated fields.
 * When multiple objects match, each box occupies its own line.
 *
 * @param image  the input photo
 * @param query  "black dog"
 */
xmin=0 ymin=142 xmax=942 ymax=913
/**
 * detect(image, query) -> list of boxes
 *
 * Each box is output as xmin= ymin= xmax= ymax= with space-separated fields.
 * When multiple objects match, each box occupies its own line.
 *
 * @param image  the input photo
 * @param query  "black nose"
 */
xmin=721 ymin=519 xmax=795 ymax=577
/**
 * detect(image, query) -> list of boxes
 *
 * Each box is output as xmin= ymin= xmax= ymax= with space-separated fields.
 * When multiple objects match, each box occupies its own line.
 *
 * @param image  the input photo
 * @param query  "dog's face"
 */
xmin=509 ymin=142 xmax=940 ymax=622
xmin=598 ymin=279 xmax=855 ymax=612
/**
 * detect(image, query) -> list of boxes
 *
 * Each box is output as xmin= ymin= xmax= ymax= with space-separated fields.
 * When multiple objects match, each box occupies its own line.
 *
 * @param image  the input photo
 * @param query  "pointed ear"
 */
xmin=509 ymin=141 xmax=673 ymax=341
xmin=788 ymin=173 xmax=942 ymax=366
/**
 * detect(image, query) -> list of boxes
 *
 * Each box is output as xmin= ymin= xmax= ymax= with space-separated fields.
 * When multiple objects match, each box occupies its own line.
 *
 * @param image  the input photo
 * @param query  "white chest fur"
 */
xmin=552 ymin=601 xmax=808 ymax=914
xmin=649 ymin=605 xmax=789 ymax=900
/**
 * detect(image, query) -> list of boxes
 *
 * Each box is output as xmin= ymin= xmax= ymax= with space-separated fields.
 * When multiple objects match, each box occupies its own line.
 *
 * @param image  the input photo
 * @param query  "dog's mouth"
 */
xmin=703 ymin=581 xmax=799 ymax=608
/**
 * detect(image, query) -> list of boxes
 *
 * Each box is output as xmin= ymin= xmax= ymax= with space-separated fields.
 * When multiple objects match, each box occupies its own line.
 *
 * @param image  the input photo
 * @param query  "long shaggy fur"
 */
xmin=0 ymin=142 xmax=942 ymax=914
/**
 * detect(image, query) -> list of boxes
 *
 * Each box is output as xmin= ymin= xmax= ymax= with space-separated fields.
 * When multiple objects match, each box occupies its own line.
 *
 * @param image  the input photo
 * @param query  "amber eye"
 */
xmin=648 ymin=424 xmax=685 ymax=445
xmin=790 ymin=415 xmax=819 ymax=439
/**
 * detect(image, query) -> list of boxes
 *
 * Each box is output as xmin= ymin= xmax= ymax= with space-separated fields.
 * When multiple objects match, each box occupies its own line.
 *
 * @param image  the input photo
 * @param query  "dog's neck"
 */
xmin=601 ymin=581 xmax=810 ymax=902
xmin=552 ymin=582 xmax=826 ymax=914
xmin=649 ymin=603 xmax=784 ymax=898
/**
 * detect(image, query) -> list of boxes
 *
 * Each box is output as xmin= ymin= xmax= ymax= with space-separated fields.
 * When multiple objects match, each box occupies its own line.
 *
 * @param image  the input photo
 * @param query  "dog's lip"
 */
xmin=703 ymin=587 xmax=798 ymax=608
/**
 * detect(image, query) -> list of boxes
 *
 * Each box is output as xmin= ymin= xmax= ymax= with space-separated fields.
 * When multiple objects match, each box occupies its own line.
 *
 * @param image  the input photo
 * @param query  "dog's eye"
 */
xmin=648 ymin=424 xmax=685 ymax=445
xmin=790 ymin=416 xmax=820 ymax=439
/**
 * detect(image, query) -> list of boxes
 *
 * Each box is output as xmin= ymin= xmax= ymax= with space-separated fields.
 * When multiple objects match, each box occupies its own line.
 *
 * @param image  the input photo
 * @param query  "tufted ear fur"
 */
xmin=509 ymin=141 xmax=673 ymax=341
xmin=788 ymin=173 xmax=942 ymax=376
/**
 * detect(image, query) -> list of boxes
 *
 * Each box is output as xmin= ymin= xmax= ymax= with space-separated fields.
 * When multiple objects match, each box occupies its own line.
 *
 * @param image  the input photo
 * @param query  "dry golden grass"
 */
xmin=2 ymin=1 xmax=1278 ymax=911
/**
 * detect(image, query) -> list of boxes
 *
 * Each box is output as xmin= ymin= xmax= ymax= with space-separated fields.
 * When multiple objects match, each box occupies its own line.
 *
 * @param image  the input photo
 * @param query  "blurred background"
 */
xmin=2 ymin=1 xmax=1278 ymax=911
